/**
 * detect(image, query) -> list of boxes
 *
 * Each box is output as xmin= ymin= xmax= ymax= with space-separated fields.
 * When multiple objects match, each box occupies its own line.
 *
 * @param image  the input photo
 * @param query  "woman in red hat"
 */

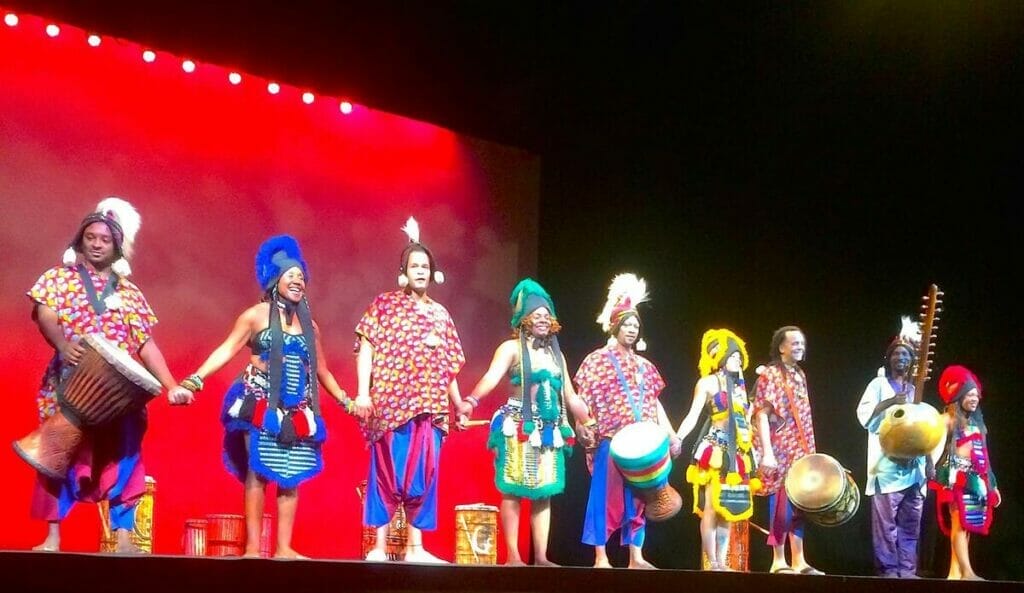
xmin=930 ymin=365 xmax=1001 ymax=580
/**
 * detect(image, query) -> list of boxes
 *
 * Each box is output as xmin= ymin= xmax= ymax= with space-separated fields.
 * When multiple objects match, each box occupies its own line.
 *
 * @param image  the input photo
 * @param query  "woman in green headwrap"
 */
xmin=459 ymin=278 xmax=593 ymax=565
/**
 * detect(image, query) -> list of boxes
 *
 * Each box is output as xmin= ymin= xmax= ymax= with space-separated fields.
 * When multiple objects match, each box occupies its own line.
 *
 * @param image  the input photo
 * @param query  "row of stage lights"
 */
xmin=3 ymin=11 xmax=356 ymax=115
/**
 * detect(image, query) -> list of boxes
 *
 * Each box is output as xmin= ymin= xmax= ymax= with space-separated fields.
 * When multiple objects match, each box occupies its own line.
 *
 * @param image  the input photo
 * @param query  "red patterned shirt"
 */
xmin=28 ymin=265 xmax=158 ymax=421
xmin=574 ymin=345 xmax=666 ymax=440
xmin=751 ymin=363 xmax=817 ymax=495
xmin=355 ymin=290 xmax=465 ymax=442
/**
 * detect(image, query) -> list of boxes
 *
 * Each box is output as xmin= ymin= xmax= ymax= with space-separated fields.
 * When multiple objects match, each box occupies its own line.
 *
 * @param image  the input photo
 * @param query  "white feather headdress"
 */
xmin=596 ymin=273 xmax=649 ymax=333
xmin=401 ymin=216 xmax=421 ymax=244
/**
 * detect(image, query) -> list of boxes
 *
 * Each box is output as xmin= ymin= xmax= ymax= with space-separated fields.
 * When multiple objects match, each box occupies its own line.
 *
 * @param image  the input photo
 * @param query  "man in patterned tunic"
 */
xmin=574 ymin=273 xmax=679 ymax=569
xmin=752 ymin=325 xmax=823 ymax=574
xmin=353 ymin=217 xmax=466 ymax=563
xmin=26 ymin=198 xmax=182 ymax=552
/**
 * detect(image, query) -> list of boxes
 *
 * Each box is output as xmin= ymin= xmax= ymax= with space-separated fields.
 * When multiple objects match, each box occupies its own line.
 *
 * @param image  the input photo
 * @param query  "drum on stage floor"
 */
xmin=182 ymin=519 xmax=208 ymax=556
xmin=784 ymin=453 xmax=860 ymax=527
xmin=454 ymin=504 xmax=498 ymax=565
xmin=99 ymin=475 xmax=156 ymax=553
xmin=206 ymin=513 xmax=245 ymax=556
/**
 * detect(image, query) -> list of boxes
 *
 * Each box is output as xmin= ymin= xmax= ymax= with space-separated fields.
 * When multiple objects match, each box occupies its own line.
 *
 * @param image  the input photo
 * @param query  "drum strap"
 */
xmin=76 ymin=264 xmax=119 ymax=317
xmin=780 ymin=366 xmax=811 ymax=454
xmin=607 ymin=351 xmax=644 ymax=422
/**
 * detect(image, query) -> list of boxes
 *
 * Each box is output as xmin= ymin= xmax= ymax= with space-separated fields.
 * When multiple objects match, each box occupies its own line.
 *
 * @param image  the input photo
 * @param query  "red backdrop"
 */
xmin=0 ymin=11 xmax=538 ymax=560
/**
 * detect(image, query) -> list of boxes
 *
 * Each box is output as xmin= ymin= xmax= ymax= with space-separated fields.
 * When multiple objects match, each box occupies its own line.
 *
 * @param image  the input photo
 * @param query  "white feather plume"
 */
xmin=96 ymin=197 xmax=141 ymax=259
xmin=899 ymin=315 xmax=922 ymax=346
xmin=401 ymin=216 xmax=421 ymax=244
xmin=596 ymin=273 xmax=649 ymax=332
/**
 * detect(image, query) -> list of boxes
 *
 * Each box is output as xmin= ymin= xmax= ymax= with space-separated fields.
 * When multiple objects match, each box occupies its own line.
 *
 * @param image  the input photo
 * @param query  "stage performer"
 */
xmin=856 ymin=317 xmax=937 ymax=578
xmin=676 ymin=328 xmax=761 ymax=571
xmin=353 ymin=217 xmax=466 ymax=563
xmin=574 ymin=273 xmax=679 ymax=569
xmin=751 ymin=326 xmax=823 ymax=575
xmin=930 ymin=365 xmax=1000 ymax=580
xmin=169 ymin=235 xmax=353 ymax=559
xmin=27 ymin=197 xmax=182 ymax=553
xmin=458 ymin=278 xmax=592 ymax=565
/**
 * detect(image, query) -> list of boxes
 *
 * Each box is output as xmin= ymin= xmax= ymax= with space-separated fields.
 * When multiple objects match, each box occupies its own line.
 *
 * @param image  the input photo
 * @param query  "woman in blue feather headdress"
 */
xmin=458 ymin=278 xmax=593 ymax=565
xmin=170 ymin=235 xmax=353 ymax=558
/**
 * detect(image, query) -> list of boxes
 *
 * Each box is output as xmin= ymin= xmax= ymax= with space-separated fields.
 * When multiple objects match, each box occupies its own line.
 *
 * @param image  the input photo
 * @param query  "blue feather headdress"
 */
xmin=255 ymin=235 xmax=309 ymax=291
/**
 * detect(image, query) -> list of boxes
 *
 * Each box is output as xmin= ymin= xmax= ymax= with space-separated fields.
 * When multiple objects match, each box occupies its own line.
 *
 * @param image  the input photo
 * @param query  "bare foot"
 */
xmin=504 ymin=558 xmax=527 ymax=567
xmin=594 ymin=559 xmax=613 ymax=569
xmin=32 ymin=541 xmax=59 ymax=552
xmin=243 ymin=550 xmax=261 ymax=558
xmin=963 ymin=573 xmax=985 ymax=581
xmin=534 ymin=557 xmax=560 ymax=567
xmin=405 ymin=547 xmax=447 ymax=564
xmin=114 ymin=542 xmax=145 ymax=555
xmin=274 ymin=549 xmax=309 ymax=560
xmin=628 ymin=559 xmax=656 ymax=570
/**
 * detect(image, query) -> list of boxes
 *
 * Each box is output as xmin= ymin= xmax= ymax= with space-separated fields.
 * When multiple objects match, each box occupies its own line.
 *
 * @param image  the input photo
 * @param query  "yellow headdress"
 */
xmin=698 ymin=328 xmax=749 ymax=377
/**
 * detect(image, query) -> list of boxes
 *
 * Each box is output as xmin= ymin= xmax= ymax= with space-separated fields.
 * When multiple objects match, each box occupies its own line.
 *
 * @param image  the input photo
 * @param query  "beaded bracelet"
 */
xmin=180 ymin=374 xmax=204 ymax=393
xmin=465 ymin=396 xmax=480 ymax=409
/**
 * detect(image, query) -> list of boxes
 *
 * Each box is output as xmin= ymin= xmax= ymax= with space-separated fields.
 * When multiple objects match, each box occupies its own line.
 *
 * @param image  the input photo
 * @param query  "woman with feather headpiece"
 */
xmin=26 ymin=197 xmax=182 ymax=553
xmin=574 ymin=273 xmax=679 ymax=569
xmin=170 ymin=235 xmax=353 ymax=558
xmin=458 ymin=278 xmax=592 ymax=565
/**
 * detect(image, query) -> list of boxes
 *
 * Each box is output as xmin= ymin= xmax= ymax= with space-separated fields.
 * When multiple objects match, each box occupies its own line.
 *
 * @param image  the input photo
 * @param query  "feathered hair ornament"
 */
xmin=596 ymin=273 xmax=649 ymax=350
xmin=879 ymin=315 xmax=922 ymax=377
xmin=63 ymin=196 xmax=141 ymax=277
xmin=398 ymin=215 xmax=445 ymax=286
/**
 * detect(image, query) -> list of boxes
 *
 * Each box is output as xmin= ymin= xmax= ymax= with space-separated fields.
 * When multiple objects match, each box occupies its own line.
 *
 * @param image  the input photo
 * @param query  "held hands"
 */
xmin=353 ymin=394 xmax=374 ymax=421
xmin=167 ymin=385 xmax=195 ymax=406
xmin=455 ymin=400 xmax=474 ymax=419
xmin=575 ymin=420 xmax=597 ymax=450
xmin=669 ymin=435 xmax=683 ymax=459
xmin=760 ymin=450 xmax=778 ymax=470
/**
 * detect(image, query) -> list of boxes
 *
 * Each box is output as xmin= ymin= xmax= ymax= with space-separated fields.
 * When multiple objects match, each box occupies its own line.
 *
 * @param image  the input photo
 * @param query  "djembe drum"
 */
xmin=785 ymin=453 xmax=860 ymax=527
xmin=357 ymin=480 xmax=408 ymax=560
xmin=454 ymin=504 xmax=498 ymax=565
xmin=98 ymin=475 xmax=156 ymax=553
xmin=609 ymin=421 xmax=682 ymax=521
xmin=13 ymin=334 xmax=161 ymax=480
xmin=206 ymin=514 xmax=245 ymax=556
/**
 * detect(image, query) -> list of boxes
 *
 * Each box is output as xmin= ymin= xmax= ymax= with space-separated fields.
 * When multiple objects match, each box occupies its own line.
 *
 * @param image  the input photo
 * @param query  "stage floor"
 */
xmin=3 ymin=550 xmax=1022 ymax=593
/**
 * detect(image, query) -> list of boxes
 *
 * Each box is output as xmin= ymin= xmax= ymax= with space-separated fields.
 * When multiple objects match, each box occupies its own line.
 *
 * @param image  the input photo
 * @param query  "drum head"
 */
xmin=82 ymin=334 xmax=161 ymax=394
xmin=784 ymin=453 xmax=846 ymax=512
xmin=610 ymin=422 xmax=669 ymax=463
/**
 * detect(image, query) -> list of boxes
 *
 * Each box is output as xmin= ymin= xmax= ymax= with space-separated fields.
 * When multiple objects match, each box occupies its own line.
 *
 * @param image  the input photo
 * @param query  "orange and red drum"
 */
xmin=204 ymin=513 xmax=273 ymax=556
xmin=182 ymin=519 xmax=208 ymax=556
xmin=357 ymin=480 xmax=407 ymax=560
xmin=609 ymin=422 xmax=682 ymax=521
xmin=13 ymin=334 xmax=161 ymax=480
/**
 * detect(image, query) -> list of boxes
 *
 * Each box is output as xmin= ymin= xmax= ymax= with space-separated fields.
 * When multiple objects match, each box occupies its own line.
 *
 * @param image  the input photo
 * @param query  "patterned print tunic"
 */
xmin=355 ymin=290 xmax=465 ymax=442
xmin=751 ymin=363 xmax=816 ymax=495
xmin=574 ymin=345 xmax=665 ymax=440
xmin=28 ymin=265 xmax=157 ymax=421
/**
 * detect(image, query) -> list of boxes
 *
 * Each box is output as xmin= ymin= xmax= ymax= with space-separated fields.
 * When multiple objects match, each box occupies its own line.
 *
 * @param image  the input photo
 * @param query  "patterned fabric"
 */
xmin=26 ymin=264 xmax=157 ymax=522
xmin=28 ymin=265 xmax=157 ymax=420
xmin=355 ymin=291 xmax=465 ymax=442
xmin=687 ymin=377 xmax=759 ymax=522
xmin=574 ymin=345 xmax=666 ymax=441
xmin=221 ymin=357 xmax=325 ymax=488
xmin=488 ymin=400 xmax=567 ymax=499
xmin=364 ymin=414 xmax=443 ymax=530
xmin=930 ymin=421 xmax=997 ymax=535
xmin=582 ymin=439 xmax=646 ymax=547
xmin=751 ymin=363 xmax=816 ymax=496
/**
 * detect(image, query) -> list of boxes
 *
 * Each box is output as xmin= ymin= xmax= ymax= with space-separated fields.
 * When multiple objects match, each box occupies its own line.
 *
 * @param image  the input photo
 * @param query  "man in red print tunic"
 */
xmin=26 ymin=198 xmax=182 ymax=553
xmin=752 ymin=325 xmax=823 ymax=575
xmin=575 ymin=273 xmax=678 ymax=569
xmin=354 ymin=217 xmax=466 ymax=563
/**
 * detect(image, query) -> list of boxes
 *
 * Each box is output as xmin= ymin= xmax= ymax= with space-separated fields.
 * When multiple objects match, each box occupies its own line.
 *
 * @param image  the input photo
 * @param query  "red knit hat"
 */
xmin=937 ymin=365 xmax=982 ymax=404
